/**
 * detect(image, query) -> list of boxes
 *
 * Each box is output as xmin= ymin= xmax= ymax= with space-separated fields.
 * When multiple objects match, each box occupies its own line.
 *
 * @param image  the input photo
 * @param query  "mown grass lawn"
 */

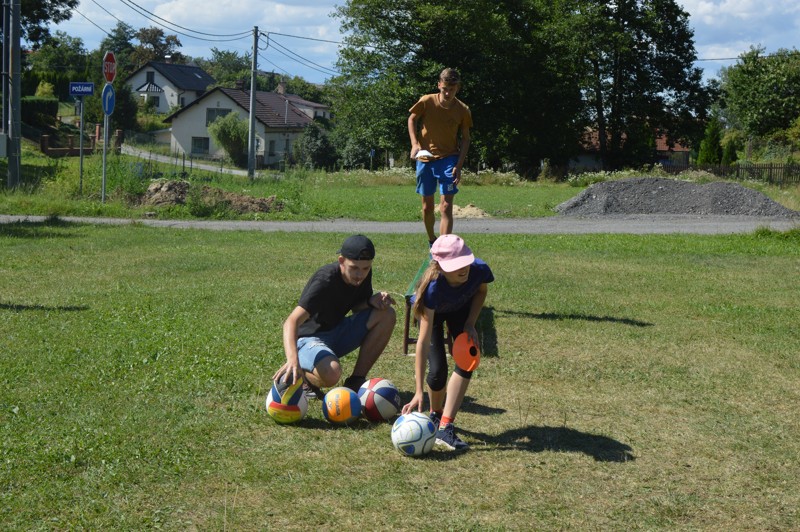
xmin=1 ymin=222 xmax=798 ymax=529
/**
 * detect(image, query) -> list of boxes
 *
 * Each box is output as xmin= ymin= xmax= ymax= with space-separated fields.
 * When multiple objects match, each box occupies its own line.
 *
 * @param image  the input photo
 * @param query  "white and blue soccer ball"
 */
xmin=391 ymin=412 xmax=436 ymax=457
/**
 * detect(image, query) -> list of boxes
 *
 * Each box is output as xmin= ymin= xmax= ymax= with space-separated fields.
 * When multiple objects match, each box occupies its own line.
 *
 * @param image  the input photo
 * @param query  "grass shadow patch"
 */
xmin=462 ymin=425 xmax=636 ymax=462
xmin=497 ymin=308 xmax=654 ymax=327
xmin=0 ymin=216 xmax=81 ymax=239
xmin=0 ymin=301 xmax=89 ymax=312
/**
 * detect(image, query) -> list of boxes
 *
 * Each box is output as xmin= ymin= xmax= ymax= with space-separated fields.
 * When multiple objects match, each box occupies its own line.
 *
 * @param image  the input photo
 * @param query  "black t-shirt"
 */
xmin=297 ymin=262 xmax=372 ymax=337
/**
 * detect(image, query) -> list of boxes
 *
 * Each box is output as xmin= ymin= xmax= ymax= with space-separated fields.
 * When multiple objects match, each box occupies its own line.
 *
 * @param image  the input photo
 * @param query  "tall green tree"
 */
xmin=130 ymin=27 xmax=185 ymax=68
xmin=15 ymin=0 xmax=78 ymax=47
xmin=720 ymin=47 xmax=800 ymax=138
xmin=26 ymin=31 xmax=88 ymax=100
xmin=696 ymin=116 xmax=723 ymax=165
xmin=331 ymin=0 xmax=584 ymax=174
xmin=98 ymin=22 xmax=137 ymax=81
xmin=574 ymin=0 xmax=711 ymax=169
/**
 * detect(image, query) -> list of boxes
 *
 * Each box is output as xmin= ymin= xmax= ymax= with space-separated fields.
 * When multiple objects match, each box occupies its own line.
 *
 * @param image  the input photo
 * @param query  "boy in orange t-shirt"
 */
xmin=408 ymin=68 xmax=473 ymax=245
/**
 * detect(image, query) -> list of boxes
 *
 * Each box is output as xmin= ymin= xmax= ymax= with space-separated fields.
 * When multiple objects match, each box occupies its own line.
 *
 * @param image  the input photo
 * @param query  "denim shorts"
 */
xmin=416 ymin=155 xmax=459 ymax=197
xmin=296 ymin=309 xmax=372 ymax=371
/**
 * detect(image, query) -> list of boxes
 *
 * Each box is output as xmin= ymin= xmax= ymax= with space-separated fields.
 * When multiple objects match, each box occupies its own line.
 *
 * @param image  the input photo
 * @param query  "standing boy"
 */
xmin=408 ymin=68 xmax=473 ymax=245
xmin=272 ymin=235 xmax=396 ymax=398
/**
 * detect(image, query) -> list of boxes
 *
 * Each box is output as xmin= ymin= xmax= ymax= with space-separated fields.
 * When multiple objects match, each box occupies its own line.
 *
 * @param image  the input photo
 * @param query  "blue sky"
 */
xmin=47 ymin=0 xmax=800 ymax=84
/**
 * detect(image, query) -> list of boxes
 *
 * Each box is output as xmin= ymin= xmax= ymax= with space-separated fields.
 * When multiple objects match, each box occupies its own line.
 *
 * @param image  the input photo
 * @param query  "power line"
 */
xmin=115 ymin=0 xmax=252 ymax=43
xmin=72 ymin=7 xmax=113 ymax=37
xmin=264 ymin=34 xmax=339 ymax=77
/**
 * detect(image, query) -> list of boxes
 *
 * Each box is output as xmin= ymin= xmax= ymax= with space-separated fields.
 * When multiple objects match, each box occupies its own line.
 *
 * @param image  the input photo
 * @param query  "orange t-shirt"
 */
xmin=409 ymin=94 xmax=472 ymax=159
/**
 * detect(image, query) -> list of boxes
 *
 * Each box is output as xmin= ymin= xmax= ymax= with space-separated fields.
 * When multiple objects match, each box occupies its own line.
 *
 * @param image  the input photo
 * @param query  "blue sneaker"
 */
xmin=436 ymin=423 xmax=469 ymax=451
xmin=429 ymin=411 xmax=442 ymax=430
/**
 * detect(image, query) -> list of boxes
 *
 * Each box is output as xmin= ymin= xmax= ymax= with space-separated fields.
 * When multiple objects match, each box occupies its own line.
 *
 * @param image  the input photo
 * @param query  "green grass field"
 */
xmin=1 ymin=221 xmax=798 ymax=529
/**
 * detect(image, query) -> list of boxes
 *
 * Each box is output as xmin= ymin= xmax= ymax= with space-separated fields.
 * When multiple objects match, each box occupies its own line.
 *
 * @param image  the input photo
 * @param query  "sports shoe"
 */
xmin=429 ymin=411 xmax=442 ymax=430
xmin=436 ymin=423 xmax=469 ymax=451
xmin=302 ymin=381 xmax=325 ymax=400
xmin=343 ymin=375 xmax=366 ymax=393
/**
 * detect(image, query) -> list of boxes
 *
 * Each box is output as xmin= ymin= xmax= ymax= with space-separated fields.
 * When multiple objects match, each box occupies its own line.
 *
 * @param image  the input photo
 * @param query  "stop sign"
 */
xmin=102 ymin=51 xmax=117 ymax=83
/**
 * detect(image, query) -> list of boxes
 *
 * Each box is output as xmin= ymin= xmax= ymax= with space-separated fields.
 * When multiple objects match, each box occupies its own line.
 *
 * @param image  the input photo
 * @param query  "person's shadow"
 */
xmin=460 ymin=424 xmax=635 ymax=462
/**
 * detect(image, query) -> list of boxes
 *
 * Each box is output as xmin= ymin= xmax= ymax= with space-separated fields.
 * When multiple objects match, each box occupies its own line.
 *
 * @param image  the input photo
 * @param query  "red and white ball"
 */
xmin=358 ymin=378 xmax=402 ymax=422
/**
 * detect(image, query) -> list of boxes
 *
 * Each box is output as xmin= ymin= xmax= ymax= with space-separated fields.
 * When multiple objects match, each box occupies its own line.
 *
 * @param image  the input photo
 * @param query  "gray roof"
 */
xmin=164 ymin=87 xmax=321 ymax=129
xmin=126 ymin=61 xmax=215 ymax=92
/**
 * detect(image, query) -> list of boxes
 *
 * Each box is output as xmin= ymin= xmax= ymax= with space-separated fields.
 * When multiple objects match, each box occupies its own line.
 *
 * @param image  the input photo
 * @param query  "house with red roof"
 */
xmin=163 ymin=82 xmax=330 ymax=167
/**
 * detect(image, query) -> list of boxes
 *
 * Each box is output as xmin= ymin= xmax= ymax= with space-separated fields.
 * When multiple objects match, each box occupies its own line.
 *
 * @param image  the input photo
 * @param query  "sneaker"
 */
xmin=343 ymin=375 xmax=366 ymax=393
xmin=429 ymin=411 xmax=442 ymax=430
xmin=302 ymin=381 xmax=325 ymax=400
xmin=436 ymin=423 xmax=469 ymax=451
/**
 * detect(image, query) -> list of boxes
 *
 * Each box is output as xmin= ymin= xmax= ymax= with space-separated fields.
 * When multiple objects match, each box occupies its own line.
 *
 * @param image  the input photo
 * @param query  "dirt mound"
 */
xmin=143 ymin=180 xmax=283 ymax=214
xmin=556 ymin=177 xmax=799 ymax=218
xmin=453 ymin=203 xmax=490 ymax=218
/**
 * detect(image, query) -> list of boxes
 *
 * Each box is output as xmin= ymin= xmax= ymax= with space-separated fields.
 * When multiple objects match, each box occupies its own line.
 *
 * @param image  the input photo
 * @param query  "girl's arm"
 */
xmin=463 ymin=283 xmax=488 ymax=344
xmin=403 ymin=307 xmax=435 ymax=414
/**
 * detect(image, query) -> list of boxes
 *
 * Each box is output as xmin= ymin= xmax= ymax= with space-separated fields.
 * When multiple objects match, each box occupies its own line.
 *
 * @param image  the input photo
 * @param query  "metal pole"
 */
xmin=102 ymin=114 xmax=108 ymax=202
xmin=7 ymin=0 xmax=21 ymax=188
xmin=78 ymin=97 xmax=85 ymax=195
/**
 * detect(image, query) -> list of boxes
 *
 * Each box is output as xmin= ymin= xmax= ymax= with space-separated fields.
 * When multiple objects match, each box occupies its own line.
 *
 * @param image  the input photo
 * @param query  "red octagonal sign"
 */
xmin=102 ymin=51 xmax=117 ymax=83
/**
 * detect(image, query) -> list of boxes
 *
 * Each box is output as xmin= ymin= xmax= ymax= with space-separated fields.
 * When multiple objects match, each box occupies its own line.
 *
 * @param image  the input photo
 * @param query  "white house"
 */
xmin=125 ymin=61 xmax=216 ymax=114
xmin=163 ymin=86 xmax=329 ymax=167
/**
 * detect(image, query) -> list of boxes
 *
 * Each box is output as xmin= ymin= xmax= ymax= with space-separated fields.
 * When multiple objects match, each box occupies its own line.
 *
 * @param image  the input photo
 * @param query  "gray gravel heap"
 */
xmin=556 ymin=177 xmax=799 ymax=218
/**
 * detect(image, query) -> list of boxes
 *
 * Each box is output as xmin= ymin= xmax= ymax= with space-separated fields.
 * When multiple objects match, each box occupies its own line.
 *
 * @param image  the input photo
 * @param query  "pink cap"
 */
xmin=431 ymin=234 xmax=475 ymax=272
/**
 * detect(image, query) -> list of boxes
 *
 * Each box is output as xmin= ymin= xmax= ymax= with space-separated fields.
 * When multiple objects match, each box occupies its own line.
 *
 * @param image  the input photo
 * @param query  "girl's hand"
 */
xmin=402 ymin=392 xmax=424 ymax=415
xmin=464 ymin=323 xmax=479 ymax=345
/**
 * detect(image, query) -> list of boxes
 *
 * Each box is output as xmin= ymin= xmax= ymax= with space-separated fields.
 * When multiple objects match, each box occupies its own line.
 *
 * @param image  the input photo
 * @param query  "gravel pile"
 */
xmin=556 ymin=177 xmax=799 ymax=218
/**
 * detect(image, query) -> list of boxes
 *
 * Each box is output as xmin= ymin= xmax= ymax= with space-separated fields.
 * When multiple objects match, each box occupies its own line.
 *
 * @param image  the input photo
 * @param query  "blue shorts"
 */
xmin=296 ymin=309 xmax=372 ymax=371
xmin=416 ymin=155 xmax=459 ymax=197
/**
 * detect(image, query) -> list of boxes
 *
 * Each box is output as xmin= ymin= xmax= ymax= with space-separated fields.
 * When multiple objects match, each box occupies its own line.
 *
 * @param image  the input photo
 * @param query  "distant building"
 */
xmin=570 ymin=129 xmax=691 ymax=172
xmin=125 ymin=61 xmax=216 ymax=114
xmin=163 ymin=86 xmax=330 ymax=167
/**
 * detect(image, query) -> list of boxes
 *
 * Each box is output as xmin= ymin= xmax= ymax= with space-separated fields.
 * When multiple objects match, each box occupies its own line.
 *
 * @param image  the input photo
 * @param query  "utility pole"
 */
xmin=247 ymin=26 xmax=258 ymax=180
xmin=6 ymin=0 xmax=21 ymax=188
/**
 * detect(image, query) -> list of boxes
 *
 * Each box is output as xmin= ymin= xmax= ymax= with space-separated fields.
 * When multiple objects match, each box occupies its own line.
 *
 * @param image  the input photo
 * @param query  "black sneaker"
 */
xmin=435 ymin=423 xmax=469 ymax=451
xmin=343 ymin=375 xmax=366 ymax=393
xmin=429 ymin=411 xmax=442 ymax=430
xmin=302 ymin=381 xmax=325 ymax=400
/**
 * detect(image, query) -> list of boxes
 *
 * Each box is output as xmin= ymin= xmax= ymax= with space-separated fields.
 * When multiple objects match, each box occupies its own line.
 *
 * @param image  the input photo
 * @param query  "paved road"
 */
xmin=1 ymin=214 xmax=797 ymax=234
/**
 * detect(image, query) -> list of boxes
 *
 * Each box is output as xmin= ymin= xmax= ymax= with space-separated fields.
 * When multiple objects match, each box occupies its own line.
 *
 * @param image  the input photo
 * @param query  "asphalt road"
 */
xmin=1 ymin=214 xmax=797 ymax=234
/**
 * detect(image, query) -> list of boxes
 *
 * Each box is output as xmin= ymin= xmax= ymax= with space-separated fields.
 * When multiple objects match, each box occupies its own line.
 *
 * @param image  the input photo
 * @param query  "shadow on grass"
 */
xmin=1 ymin=301 xmax=89 ymax=312
xmin=0 ymin=217 xmax=81 ymax=239
xmin=497 ymin=308 xmax=653 ymax=327
xmin=461 ymin=425 xmax=635 ymax=462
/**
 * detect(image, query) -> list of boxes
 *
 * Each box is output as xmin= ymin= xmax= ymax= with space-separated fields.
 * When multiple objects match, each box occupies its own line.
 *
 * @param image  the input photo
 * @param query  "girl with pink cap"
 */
xmin=402 ymin=234 xmax=494 ymax=451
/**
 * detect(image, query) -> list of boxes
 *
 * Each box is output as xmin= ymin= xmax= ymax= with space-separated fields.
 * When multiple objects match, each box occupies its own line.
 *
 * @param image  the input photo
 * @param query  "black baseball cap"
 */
xmin=338 ymin=235 xmax=375 ymax=260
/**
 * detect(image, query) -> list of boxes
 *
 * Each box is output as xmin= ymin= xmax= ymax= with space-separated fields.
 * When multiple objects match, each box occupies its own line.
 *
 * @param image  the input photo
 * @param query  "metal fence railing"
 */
xmin=663 ymin=162 xmax=800 ymax=186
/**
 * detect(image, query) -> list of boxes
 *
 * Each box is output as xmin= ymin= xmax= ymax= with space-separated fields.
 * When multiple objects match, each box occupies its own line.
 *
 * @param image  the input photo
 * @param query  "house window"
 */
xmin=149 ymin=96 xmax=160 ymax=110
xmin=206 ymin=108 xmax=231 ymax=126
xmin=180 ymin=96 xmax=185 ymax=107
xmin=268 ymin=140 xmax=276 ymax=156
xmin=146 ymin=71 xmax=155 ymax=83
xmin=191 ymin=137 xmax=210 ymax=155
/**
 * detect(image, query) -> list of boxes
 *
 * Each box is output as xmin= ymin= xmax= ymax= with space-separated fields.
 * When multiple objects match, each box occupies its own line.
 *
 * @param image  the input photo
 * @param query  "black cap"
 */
xmin=338 ymin=235 xmax=375 ymax=260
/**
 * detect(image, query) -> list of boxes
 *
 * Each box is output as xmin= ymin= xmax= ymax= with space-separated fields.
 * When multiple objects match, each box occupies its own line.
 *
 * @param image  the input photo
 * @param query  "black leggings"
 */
xmin=426 ymin=301 xmax=474 ymax=391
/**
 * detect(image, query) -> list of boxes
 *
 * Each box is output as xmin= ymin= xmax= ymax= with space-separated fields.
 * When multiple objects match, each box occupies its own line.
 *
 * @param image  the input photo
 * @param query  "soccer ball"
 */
xmin=391 ymin=412 xmax=437 ymax=457
xmin=358 ymin=378 xmax=402 ymax=422
xmin=323 ymin=387 xmax=361 ymax=425
xmin=266 ymin=377 xmax=308 ymax=424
